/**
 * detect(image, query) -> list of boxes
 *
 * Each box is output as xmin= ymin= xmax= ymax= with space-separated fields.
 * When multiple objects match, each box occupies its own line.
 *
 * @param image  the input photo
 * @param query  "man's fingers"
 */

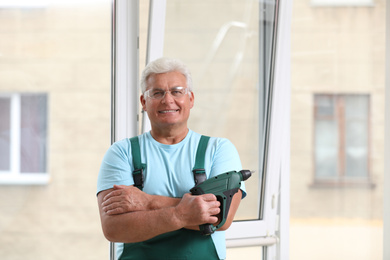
xmin=208 ymin=216 xmax=219 ymax=224
xmin=209 ymin=206 xmax=220 ymax=216
xmin=103 ymin=201 xmax=120 ymax=211
xmin=103 ymin=190 xmax=119 ymax=201
xmin=103 ymin=189 xmax=125 ymax=202
xmin=103 ymin=185 xmax=130 ymax=202
xmin=102 ymin=191 xmax=128 ymax=207
xmin=201 ymin=193 xmax=217 ymax=201
xmin=102 ymin=196 xmax=119 ymax=207
xmin=201 ymin=195 xmax=220 ymax=209
xmin=113 ymin=184 xmax=127 ymax=190
xmin=210 ymin=200 xmax=220 ymax=208
xmin=103 ymin=201 xmax=129 ymax=215
xmin=105 ymin=206 xmax=125 ymax=215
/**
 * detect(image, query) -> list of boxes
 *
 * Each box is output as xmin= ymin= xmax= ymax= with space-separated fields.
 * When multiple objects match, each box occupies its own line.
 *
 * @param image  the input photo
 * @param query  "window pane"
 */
xmin=315 ymin=119 xmax=339 ymax=178
xmin=161 ymin=0 xmax=263 ymax=221
xmin=315 ymin=95 xmax=339 ymax=178
xmin=0 ymin=97 xmax=11 ymax=171
xmin=20 ymin=94 xmax=47 ymax=173
xmin=344 ymin=95 xmax=369 ymax=177
xmin=315 ymin=95 xmax=335 ymax=117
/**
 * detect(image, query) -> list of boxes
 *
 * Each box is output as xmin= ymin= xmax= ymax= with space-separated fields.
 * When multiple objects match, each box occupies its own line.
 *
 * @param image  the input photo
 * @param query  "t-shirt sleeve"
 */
xmin=209 ymin=138 xmax=247 ymax=199
xmin=96 ymin=139 xmax=134 ymax=195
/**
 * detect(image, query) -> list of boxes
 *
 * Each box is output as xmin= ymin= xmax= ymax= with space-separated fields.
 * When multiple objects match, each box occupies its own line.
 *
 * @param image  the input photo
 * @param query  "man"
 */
xmin=97 ymin=57 xmax=246 ymax=260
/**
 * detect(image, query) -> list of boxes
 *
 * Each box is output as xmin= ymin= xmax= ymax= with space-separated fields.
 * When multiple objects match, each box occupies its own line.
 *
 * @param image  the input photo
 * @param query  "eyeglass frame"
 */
xmin=143 ymin=86 xmax=191 ymax=100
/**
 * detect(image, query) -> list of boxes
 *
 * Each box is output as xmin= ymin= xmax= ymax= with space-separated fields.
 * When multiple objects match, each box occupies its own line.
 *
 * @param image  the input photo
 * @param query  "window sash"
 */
xmin=111 ymin=1 xmax=292 ymax=259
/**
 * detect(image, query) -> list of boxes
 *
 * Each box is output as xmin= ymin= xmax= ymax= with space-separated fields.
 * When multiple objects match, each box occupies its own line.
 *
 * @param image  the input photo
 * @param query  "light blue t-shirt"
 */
xmin=97 ymin=130 xmax=246 ymax=259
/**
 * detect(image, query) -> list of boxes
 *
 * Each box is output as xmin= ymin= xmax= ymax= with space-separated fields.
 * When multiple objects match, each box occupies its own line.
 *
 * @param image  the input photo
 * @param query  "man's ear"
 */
xmin=189 ymin=91 xmax=195 ymax=109
xmin=140 ymin=95 xmax=147 ymax=111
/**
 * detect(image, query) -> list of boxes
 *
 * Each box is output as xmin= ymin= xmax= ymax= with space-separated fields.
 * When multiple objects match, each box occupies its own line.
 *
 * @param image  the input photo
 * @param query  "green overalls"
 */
xmin=119 ymin=136 xmax=220 ymax=260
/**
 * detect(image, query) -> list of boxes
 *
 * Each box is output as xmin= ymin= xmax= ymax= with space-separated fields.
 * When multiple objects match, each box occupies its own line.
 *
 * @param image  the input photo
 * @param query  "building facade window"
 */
xmin=314 ymin=94 xmax=371 ymax=186
xmin=0 ymin=93 xmax=48 ymax=184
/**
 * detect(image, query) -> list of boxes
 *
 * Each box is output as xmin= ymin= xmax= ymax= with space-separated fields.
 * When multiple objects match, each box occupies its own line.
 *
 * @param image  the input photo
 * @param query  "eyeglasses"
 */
xmin=144 ymin=86 xmax=190 ymax=100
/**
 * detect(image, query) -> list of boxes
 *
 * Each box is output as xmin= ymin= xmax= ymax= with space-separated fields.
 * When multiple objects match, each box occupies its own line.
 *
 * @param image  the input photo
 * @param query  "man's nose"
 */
xmin=161 ymin=91 xmax=174 ymax=103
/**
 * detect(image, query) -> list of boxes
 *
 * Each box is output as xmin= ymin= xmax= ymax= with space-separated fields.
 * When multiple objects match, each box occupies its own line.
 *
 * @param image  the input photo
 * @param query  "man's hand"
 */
xmin=173 ymin=193 xmax=221 ymax=228
xmin=102 ymin=185 xmax=152 ymax=215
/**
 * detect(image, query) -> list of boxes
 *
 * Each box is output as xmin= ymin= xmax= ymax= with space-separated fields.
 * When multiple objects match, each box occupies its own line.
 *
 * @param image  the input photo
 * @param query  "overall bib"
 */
xmin=119 ymin=136 xmax=220 ymax=260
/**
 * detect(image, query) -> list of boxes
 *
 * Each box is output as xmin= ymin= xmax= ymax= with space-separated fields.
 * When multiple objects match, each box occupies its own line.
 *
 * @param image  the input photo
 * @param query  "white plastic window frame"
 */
xmin=110 ymin=0 xmax=292 ymax=259
xmin=0 ymin=93 xmax=49 ymax=185
xmin=384 ymin=2 xmax=390 ymax=259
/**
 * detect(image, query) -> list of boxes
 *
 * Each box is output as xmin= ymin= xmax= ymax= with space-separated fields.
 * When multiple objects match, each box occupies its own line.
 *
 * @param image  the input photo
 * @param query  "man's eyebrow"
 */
xmin=151 ymin=86 xmax=184 ymax=90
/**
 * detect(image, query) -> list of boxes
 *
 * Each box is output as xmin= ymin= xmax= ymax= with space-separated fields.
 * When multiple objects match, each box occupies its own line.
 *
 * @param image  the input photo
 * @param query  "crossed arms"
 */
xmin=97 ymin=184 xmax=242 ymax=243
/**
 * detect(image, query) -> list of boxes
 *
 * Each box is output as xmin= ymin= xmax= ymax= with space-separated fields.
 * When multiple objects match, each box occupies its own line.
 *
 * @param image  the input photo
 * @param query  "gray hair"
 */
xmin=140 ymin=57 xmax=193 ymax=93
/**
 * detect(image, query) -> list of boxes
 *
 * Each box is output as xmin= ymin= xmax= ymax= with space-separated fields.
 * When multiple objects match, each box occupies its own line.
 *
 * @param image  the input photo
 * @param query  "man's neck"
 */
xmin=150 ymin=126 xmax=189 ymax=145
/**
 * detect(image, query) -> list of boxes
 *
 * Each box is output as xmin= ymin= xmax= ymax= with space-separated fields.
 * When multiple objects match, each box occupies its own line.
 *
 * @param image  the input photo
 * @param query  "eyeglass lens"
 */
xmin=145 ymin=87 xmax=188 ymax=99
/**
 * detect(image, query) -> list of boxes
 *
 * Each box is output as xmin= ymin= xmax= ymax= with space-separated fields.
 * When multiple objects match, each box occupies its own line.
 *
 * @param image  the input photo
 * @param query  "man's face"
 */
xmin=140 ymin=71 xmax=194 ymax=130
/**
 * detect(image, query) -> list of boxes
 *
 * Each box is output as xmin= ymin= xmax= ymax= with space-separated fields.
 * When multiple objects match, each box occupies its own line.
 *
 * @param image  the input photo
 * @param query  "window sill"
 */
xmin=309 ymin=180 xmax=376 ymax=189
xmin=310 ymin=0 xmax=375 ymax=7
xmin=0 ymin=173 xmax=50 ymax=185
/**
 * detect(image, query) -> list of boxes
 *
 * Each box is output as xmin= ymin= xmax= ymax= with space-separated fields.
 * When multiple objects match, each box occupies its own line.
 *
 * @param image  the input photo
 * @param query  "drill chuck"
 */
xmin=240 ymin=170 xmax=252 ymax=181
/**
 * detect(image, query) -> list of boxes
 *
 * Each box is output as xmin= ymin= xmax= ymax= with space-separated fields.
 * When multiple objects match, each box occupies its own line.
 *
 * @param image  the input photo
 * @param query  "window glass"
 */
xmin=20 ymin=94 xmax=48 ymax=173
xmin=344 ymin=95 xmax=369 ymax=177
xmin=160 ymin=0 xmax=267 ymax=221
xmin=315 ymin=119 xmax=339 ymax=178
xmin=315 ymin=95 xmax=335 ymax=117
xmin=0 ymin=97 xmax=11 ymax=171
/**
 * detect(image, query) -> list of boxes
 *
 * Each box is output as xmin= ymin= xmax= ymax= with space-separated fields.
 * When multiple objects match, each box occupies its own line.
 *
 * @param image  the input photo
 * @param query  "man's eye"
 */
xmin=171 ymin=90 xmax=183 ymax=96
xmin=151 ymin=91 xmax=164 ymax=97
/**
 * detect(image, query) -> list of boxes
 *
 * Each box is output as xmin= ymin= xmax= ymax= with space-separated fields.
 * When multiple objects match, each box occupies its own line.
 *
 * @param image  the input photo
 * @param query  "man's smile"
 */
xmin=159 ymin=109 xmax=180 ymax=114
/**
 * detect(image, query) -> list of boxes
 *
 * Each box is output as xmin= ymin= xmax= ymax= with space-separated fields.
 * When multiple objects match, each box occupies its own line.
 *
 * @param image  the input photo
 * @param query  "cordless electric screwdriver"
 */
xmin=189 ymin=169 xmax=252 ymax=235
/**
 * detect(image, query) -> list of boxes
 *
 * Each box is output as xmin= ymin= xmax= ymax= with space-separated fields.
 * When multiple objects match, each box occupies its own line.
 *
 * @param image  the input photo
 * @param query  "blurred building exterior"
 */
xmin=0 ymin=1 xmax=385 ymax=259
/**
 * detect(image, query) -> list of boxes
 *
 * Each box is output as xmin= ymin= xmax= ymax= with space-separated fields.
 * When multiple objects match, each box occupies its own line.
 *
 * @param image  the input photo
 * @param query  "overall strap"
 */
xmin=192 ymin=135 xmax=210 ymax=186
xmin=130 ymin=136 xmax=146 ymax=190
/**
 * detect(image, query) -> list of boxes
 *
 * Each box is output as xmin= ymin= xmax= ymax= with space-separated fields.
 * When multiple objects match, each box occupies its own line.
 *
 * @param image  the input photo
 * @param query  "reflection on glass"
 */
xmin=162 ymin=0 xmax=278 ymax=221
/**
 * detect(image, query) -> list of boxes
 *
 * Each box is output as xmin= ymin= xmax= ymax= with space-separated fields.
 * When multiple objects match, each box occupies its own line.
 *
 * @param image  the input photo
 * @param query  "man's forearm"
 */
xmin=99 ymin=188 xmax=185 ymax=242
xmin=101 ymin=185 xmax=180 ymax=214
xmin=100 ymin=204 xmax=183 ymax=243
xmin=147 ymin=194 xmax=181 ymax=210
xmin=144 ymin=195 xmax=201 ymax=231
xmin=98 ymin=189 xmax=220 ymax=243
